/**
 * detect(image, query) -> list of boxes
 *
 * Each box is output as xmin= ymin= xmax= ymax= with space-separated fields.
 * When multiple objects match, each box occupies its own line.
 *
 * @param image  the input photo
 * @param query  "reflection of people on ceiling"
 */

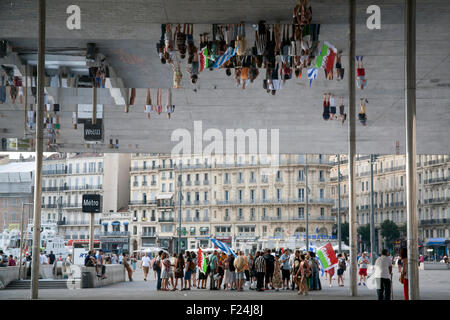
xmin=356 ymin=56 xmax=367 ymax=90
xmin=359 ymin=98 xmax=368 ymax=126
xmin=322 ymin=93 xmax=330 ymax=121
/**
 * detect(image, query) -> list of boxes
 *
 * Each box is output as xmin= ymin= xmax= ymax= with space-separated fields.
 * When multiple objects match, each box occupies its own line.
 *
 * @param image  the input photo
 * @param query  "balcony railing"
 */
xmin=203 ymin=180 xmax=209 ymax=185
xmin=419 ymin=218 xmax=448 ymax=225
xmin=423 ymin=177 xmax=449 ymax=184
xmin=159 ymin=217 xmax=174 ymax=222
xmin=194 ymin=180 xmax=200 ymax=186
xmin=129 ymin=200 xmax=157 ymax=205
xmin=62 ymin=185 xmax=103 ymax=191
xmin=186 ymin=181 xmax=192 ymax=186
xmin=424 ymin=197 xmax=450 ymax=205
xmin=142 ymin=232 xmax=157 ymax=237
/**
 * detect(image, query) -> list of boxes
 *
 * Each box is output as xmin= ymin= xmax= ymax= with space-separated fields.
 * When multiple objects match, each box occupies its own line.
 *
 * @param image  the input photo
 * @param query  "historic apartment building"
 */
xmin=329 ymin=154 xmax=450 ymax=256
xmin=41 ymin=153 xmax=130 ymax=252
xmin=129 ymin=154 xmax=335 ymax=253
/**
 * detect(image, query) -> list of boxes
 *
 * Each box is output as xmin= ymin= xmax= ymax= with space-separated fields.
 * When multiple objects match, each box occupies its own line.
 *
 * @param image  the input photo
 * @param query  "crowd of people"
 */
xmin=144 ymin=248 xmax=347 ymax=295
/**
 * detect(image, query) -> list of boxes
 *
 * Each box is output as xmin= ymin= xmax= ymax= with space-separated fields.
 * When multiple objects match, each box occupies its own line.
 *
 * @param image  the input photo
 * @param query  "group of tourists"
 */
xmin=144 ymin=248 xmax=343 ymax=295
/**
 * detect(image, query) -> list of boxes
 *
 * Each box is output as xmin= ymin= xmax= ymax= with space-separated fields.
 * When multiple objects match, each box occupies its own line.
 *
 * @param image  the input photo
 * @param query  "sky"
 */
xmin=0 ymin=152 xmax=56 ymax=160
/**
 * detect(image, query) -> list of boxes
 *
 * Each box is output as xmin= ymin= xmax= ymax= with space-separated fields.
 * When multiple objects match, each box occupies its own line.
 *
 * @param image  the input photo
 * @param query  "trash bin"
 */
xmin=81 ymin=271 xmax=92 ymax=288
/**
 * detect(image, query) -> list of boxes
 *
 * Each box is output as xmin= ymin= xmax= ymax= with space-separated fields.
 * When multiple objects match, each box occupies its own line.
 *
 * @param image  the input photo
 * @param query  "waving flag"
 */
xmin=212 ymin=45 xmax=238 ymax=69
xmin=316 ymin=242 xmax=338 ymax=271
xmin=209 ymin=238 xmax=237 ymax=257
xmin=199 ymin=47 xmax=209 ymax=73
xmin=307 ymin=68 xmax=318 ymax=87
xmin=315 ymin=41 xmax=337 ymax=76
xmin=198 ymin=247 xmax=208 ymax=274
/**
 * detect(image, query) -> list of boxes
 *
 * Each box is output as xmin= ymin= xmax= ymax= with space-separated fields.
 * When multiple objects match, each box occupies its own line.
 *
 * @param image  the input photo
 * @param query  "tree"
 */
xmin=358 ymin=224 xmax=371 ymax=248
xmin=332 ymin=222 xmax=349 ymax=246
xmin=380 ymin=220 xmax=400 ymax=249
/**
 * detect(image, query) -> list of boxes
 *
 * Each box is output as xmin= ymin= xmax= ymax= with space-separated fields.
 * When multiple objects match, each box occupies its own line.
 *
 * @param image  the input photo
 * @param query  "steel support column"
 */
xmin=370 ymin=155 xmax=376 ymax=264
xmin=31 ymin=0 xmax=46 ymax=300
xmin=405 ymin=0 xmax=420 ymax=300
xmin=337 ymin=155 xmax=342 ymax=253
xmin=305 ymin=154 xmax=309 ymax=251
xmin=89 ymin=213 xmax=95 ymax=251
xmin=348 ymin=0 xmax=357 ymax=297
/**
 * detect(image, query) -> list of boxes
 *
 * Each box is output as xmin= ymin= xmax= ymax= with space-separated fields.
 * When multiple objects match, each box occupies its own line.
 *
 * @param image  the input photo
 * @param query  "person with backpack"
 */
xmin=227 ymin=252 xmax=237 ymax=290
xmin=263 ymin=249 xmax=274 ymax=290
xmin=84 ymin=250 xmax=96 ymax=267
xmin=191 ymin=252 xmax=198 ymax=288
xmin=208 ymin=251 xmax=219 ymax=290
xmin=337 ymin=253 xmax=346 ymax=287
xmin=308 ymin=252 xmax=320 ymax=290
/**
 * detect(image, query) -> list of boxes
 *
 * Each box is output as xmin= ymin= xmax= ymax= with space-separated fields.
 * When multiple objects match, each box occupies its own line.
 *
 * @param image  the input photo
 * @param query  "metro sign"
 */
xmin=84 ymin=121 xmax=103 ymax=141
xmin=82 ymin=194 xmax=102 ymax=213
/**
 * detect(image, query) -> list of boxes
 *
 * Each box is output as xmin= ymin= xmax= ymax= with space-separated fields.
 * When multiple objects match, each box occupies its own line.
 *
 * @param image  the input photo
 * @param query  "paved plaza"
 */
xmin=1 ymin=268 xmax=449 ymax=300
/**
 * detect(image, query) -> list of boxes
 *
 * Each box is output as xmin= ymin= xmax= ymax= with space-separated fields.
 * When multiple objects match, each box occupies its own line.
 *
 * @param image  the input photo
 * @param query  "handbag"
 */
xmin=399 ymin=273 xmax=404 ymax=284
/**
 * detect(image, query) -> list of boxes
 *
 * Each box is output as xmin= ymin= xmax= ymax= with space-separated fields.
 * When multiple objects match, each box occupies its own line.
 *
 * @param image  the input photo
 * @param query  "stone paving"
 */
xmin=0 ymin=268 xmax=449 ymax=300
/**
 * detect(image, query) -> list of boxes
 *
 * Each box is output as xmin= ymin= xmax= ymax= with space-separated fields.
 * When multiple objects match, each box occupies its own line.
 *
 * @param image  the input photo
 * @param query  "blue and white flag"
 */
xmin=307 ymin=67 xmax=318 ymax=87
xmin=209 ymin=238 xmax=237 ymax=257
xmin=212 ymin=45 xmax=238 ymax=69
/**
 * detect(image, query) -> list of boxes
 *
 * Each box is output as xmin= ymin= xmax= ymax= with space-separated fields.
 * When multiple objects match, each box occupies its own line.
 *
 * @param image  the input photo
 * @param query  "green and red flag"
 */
xmin=199 ymin=46 xmax=209 ymax=73
xmin=198 ymin=247 xmax=208 ymax=273
xmin=316 ymin=242 xmax=338 ymax=271
xmin=315 ymin=41 xmax=337 ymax=75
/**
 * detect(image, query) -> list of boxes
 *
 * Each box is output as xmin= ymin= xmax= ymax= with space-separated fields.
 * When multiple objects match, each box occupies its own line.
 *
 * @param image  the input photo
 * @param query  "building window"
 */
xmin=298 ymin=170 xmax=304 ymax=181
xmin=320 ymin=208 xmax=324 ymax=217
xmin=298 ymin=188 xmax=304 ymax=201
xmin=298 ymin=207 xmax=304 ymax=219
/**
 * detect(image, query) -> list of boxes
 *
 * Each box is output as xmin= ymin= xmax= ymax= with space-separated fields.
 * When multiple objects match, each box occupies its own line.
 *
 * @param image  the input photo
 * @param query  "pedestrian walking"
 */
xmin=375 ymin=249 xmax=393 ymax=300
xmin=399 ymin=247 xmax=409 ymax=300
xmin=141 ymin=252 xmax=151 ymax=281
xmin=358 ymin=252 xmax=369 ymax=286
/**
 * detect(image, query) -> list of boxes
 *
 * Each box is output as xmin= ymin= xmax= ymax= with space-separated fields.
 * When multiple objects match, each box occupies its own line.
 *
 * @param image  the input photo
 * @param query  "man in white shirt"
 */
xmin=39 ymin=252 xmax=48 ymax=265
xmin=374 ymin=249 xmax=392 ymax=300
xmin=141 ymin=252 xmax=152 ymax=281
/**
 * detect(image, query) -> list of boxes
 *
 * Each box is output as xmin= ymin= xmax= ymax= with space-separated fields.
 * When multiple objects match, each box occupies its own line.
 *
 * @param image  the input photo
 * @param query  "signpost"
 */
xmin=84 ymin=121 xmax=103 ymax=141
xmin=82 ymin=194 xmax=101 ymax=251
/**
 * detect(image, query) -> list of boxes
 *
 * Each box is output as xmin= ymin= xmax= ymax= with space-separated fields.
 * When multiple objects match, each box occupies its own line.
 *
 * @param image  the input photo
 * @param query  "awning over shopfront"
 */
xmin=111 ymin=221 xmax=120 ymax=226
xmin=425 ymin=238 xmax=447 ymax=246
